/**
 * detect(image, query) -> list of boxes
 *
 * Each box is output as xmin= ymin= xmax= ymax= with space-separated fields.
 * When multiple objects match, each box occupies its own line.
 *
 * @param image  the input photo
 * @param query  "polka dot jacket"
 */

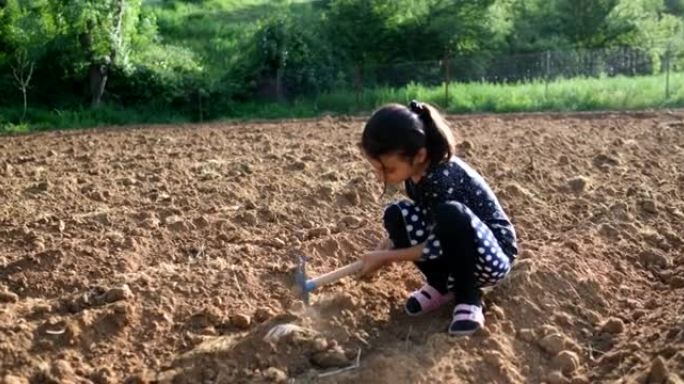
xmin=405 ymin=156 xmax=518 ymax=261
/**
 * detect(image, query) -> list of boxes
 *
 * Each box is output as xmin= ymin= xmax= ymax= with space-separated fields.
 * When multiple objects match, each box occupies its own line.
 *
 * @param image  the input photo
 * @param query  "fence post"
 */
xmin=544 ymin=51 xmax=551 ymax=99
xmin=198 ymin=88 xmax=203 ymax=123
xmin=665 ymin=43 xmax=672 ymax=100
xmin=354 ymin=64 xmax=362 ymax=108
xmin=444 ymin=54 xmax=451 ymax=109
xmin=276 ymin=68 xmax=283 ymax=102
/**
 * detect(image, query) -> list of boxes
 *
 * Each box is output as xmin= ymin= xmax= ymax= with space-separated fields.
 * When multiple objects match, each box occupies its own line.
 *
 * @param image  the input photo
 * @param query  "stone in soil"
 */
xmin=600 ymin=318 xmax=625 ymax=334
xmin=553 ymin=350 xmax=580 ymax=374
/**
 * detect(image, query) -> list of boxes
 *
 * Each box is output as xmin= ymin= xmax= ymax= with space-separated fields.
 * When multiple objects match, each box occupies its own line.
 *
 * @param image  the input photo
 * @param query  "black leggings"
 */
xmin=383 ymin=200 xmax=512 ymax=305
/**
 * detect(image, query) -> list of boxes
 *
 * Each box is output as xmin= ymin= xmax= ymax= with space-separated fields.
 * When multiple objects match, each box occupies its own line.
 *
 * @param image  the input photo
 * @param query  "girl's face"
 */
xmin=363 ymin=148 xmax=428 ymax=185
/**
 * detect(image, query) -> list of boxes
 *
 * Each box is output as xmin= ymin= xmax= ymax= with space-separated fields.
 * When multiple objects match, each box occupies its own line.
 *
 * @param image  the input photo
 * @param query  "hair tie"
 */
xmin=409 ymin=100 xmax=422 ymax=114
xmin=409 ymin=100 xmax=430 ymax=122
xmin=409 ymin=99 xmax=429 ymax=119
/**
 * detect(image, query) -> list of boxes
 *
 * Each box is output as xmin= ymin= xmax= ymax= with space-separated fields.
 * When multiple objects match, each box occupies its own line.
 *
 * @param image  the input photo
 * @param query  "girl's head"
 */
xmin=360 ymin=100 xmax=456 ymax=184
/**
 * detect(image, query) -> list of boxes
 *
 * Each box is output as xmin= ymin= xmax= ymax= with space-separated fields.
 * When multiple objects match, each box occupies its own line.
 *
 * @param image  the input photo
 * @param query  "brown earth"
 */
xmin=1 ymin=110 xmax=683 ymax=384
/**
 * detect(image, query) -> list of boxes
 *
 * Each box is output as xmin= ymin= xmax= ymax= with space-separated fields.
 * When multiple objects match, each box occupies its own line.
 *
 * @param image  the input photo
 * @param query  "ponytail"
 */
xmin=408 ymin=100 xmax=455 ymax=165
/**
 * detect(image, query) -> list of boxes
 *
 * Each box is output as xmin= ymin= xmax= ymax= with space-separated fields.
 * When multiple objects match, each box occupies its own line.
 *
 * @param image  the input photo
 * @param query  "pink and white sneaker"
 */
xmin=448 ymin=303 xmax=484 ymax=336
xmin=404 ymin=284 xmax=454 ymax=316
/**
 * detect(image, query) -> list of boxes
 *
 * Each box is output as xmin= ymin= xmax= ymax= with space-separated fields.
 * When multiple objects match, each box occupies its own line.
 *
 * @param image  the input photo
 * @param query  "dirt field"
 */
xmin=1 ymin=110 xmax=683 ymax=384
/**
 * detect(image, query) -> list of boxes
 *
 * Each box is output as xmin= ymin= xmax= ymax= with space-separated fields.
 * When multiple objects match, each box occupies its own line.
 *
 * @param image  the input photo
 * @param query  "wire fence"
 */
xmin=255 ymin=44 xmax=684 ymax=108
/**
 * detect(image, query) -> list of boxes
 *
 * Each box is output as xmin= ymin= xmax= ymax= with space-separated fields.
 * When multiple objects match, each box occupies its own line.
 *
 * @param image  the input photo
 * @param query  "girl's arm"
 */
xmin=375 ymin=237 xmax=393 ymax=251
xmin=382 ymin=243 xmax=424 ymax=262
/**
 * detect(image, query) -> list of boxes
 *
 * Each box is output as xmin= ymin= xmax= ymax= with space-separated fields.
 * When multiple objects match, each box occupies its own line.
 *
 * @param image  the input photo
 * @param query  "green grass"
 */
xmin=3 ymin=72 xmax=683 ymax=135
xmin=309 ymin=73 xmax=684 ymax=115
xmin=0 ymin=104 xmax=188 ymax=134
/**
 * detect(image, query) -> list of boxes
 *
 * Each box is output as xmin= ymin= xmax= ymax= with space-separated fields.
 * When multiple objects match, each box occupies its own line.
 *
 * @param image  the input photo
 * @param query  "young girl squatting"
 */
xmin=358 ymin=101 xmax=518 ymax=336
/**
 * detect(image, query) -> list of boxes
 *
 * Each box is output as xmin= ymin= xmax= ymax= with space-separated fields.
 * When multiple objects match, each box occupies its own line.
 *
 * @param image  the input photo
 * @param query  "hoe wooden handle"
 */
xmin=308 ymin=260 xmax=364 ymax=289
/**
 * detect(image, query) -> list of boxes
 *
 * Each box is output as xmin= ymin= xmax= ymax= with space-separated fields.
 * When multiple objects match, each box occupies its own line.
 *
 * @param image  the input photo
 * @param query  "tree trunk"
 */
xmin=22 ymin=87 xmax=27 ymax=121
xmin=444 ymin=48 xmax=451 ymax=108
xmin=276 ymin=68 xmax=283 ymax=102
xmin=354 ymin=64 xmax=363 ymax=106
xmin=11 ymin=52 xmax=34 ymax=121
xmin=83 ymin=0 xmax=125 ymax=109
xmin=89 ymin=64 xmax=108 ymax=108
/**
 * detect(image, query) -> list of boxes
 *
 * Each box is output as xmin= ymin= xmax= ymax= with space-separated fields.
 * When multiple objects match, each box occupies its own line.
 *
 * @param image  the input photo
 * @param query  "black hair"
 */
xmin=361 ymin=100 xmax=455 ymax=166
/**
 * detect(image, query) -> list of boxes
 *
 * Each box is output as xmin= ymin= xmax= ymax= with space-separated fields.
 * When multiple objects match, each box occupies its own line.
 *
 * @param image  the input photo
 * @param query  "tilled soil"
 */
xmin=1 ymin=111 xmax=683 ymax=384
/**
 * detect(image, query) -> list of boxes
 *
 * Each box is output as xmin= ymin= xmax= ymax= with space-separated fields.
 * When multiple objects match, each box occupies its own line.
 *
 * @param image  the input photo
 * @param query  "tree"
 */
xmin=424 ymin=0 xmax=498 ymax=55
xmin=51 ymin=0 xmax=147 ymax=107
xmin=665 ymin=0 xmax=684 ymax=15
xmin=606 ymin=0 xmax=684 ymax=47
xmin=325 ymin=0 xmax=432 ymax=95
xmin=0 ymin=0 xmax=57 ymax=119
xmin=11 ymin=50 xmax=35 ymax=121
xmin=505 ymin=0 xmax=623 ymax=50
xmin=412 ymin=0 xmax=506 ymax=83
xmin=257 ymin=15 xmax=289 ymax=100
xmin=326 ymin=0 xmax=396 ymax=66
xmin=555 ymin=0 xmax=620 ymax=47
xmin=244 ymin=6 xmax=339 ymax=100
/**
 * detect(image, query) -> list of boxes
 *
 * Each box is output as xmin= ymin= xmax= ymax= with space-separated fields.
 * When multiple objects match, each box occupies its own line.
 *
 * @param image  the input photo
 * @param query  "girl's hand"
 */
xmin=359 ymin=250 xmax=392 ymax=277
